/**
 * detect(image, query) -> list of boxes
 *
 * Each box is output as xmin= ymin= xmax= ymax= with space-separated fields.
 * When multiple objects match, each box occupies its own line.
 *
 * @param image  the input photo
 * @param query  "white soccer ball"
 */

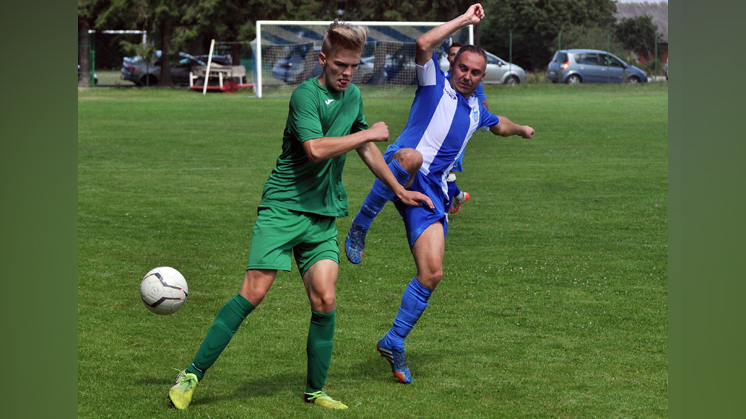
xmin=139 ymin=266 xmax=188 ymax=315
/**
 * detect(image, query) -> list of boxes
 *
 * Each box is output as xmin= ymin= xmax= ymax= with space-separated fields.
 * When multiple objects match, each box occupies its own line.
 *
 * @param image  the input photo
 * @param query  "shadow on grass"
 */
xmin=344 ymin=349 xmax=445 ymax=385
xmin=136 ymin=376 xmax=174 ymax=386
xmin=179 ymin=372 xmax=307 ymax=407
xmin=234 ymin=373 xmax=306 ymax=398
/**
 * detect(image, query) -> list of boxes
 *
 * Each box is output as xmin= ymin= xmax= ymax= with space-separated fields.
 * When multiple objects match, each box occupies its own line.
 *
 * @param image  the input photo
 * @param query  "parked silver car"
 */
xmin=355 ymin=50 xmax=527 ymax=85
xmin=546 ymin=49 xmax=647 ymax=84
xmin=439 ymin=51 xmax=527 ymax=85
xmin=121 ymin=51 xmax=206 ymax=86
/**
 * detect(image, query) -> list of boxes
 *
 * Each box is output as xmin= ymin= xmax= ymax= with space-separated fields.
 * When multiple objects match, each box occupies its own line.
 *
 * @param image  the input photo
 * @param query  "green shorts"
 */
xmin=246 ymin=206 xmax=339 ymax=276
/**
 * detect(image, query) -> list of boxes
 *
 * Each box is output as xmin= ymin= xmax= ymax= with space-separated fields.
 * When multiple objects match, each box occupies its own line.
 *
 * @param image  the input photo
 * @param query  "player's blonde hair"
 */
xmin=321 ymin=20 xmax=367 ymax=55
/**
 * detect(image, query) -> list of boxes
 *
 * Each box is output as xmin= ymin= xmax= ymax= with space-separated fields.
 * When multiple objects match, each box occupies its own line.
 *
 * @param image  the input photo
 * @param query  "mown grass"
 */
xmin=78 ymin=83 xmax=667 ymax=418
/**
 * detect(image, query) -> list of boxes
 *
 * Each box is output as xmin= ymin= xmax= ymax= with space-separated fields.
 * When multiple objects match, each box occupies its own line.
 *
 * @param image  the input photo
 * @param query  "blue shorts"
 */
xmin=451 ymin=153 xmax=464 ymax=173
xmin=393 ymin=172 xmax=449 ymax=248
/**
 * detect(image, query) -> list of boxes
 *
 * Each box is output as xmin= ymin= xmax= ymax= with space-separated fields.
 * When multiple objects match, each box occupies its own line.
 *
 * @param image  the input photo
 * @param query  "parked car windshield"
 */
xmin=486 ymin=54 xmax=501 ymax=66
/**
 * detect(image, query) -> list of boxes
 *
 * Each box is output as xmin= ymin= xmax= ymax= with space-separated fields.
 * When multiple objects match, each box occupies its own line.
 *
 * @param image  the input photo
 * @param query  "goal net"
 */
xmin=253 ymin=21 xmax=474 ymax=98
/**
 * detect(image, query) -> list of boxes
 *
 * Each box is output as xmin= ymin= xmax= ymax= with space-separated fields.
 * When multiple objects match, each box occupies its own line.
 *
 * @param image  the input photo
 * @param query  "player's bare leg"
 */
xmin=411 ymin=223 xmax=445 ymax=290
xmin=378 ymin=223 xmax=444 ymax=383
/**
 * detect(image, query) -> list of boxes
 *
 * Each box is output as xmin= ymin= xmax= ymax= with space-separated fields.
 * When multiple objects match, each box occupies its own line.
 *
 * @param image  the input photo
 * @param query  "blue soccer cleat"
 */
xmin=345 ymin=222 xmax=368 ymax=264
xmin=376 ymin=338 xmax=412 ymax=384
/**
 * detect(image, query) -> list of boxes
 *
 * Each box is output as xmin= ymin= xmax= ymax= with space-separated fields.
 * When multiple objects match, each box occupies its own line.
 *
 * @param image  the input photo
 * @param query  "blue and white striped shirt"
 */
xmin=385 ymin=54 xmax=499 ymax=198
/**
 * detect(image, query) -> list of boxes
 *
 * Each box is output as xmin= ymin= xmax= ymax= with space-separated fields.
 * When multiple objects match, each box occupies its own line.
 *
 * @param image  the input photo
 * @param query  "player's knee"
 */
xmin=240 ymin=270 xmax=272 ymax=306
xmin=239 ymin=286 xmax=267 ymax=307
xmin=314 ymin=291 xmax=337 ymax=312
xmin=393 ymin=148 xmax=423 ymax=176
xmin=418 ymin=269 xmax=443 ymax=289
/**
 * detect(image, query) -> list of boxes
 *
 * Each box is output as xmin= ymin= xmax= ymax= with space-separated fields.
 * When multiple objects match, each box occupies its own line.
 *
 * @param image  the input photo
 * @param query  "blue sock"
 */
xmin=447 ymin=180 xmax=461 ymax=204
xmin=353 ymin=160 xmax=411 ymax=230
xmin=384 ymin=277 xmax=433 ymax=350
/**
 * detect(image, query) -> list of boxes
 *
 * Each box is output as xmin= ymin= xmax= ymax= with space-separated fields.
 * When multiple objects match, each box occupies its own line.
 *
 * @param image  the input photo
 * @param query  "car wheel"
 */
xmin=625 ymin=76 xmax=641 ymax=84
xmin=505 ymin=75 xmax=519 ymax=85
xmin=566 ymin=74 xmax=581 ymax=84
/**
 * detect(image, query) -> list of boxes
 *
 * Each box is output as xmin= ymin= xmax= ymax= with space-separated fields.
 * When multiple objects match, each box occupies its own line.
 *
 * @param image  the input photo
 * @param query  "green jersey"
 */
xmin=259 ymin=78 xmax=369 ymax=218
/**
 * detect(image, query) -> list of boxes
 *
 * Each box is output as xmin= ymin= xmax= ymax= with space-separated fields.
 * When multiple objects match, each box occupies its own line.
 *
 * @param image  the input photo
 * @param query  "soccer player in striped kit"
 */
xmin=345 ymin=3 xmax=535 ymax=384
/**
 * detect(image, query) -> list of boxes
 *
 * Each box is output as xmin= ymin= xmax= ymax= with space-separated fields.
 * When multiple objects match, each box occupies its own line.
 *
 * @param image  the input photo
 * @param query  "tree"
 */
xmin=92 ymin=0 xmax=193 ymax=86
xmin=78 ymin=0 xmax=109 ymax=87
xmin=180 ymin=0 xmax=295 ymax=67
xmin=478 ymin=0 xmax=618 ymax=71
xmin=78 ymin=13 xmax=92 ymax=87
xmin=613 ymin=15 xmax=658 ymax=61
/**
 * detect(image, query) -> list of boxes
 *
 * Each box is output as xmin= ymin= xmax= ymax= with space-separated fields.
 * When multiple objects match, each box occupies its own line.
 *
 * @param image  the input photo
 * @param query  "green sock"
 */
xmin=186 ymin=294 xmax=255 ymax=381
xmin=305 ymin=310 xmax=335 ymax=393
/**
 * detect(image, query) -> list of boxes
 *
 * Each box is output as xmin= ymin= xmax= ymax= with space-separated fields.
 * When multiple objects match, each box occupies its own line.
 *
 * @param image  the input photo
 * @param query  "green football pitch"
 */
xmin=78 ymin=83 xmax=667 ymax=418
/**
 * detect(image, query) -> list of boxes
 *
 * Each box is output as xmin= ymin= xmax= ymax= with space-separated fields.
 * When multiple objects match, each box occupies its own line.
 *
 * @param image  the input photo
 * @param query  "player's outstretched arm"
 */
xmin=302 ymin=121 xmax=390 ymax=163
xmin=356 ymin=142 xmax=434 ymax=209
xmin=489 ymin=116 xmax=535 ymax=139
xmin=415 ymin=3 xmax=485 ymax=66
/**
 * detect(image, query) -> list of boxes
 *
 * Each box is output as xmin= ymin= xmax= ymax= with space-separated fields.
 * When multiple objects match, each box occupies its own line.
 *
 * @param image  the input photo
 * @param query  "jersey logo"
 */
xmin=325 ymin=99 xmax=334 ymax=105
xmin=471 ymin=106 xmax=479 ymax=123
xmin=444 ymin=85 xmax=457 ymax=100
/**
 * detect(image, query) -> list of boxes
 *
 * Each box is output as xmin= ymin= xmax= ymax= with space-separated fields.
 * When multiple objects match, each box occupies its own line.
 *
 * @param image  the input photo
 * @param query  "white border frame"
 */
xmin=255 ymin=20 xmax=474 ymax=98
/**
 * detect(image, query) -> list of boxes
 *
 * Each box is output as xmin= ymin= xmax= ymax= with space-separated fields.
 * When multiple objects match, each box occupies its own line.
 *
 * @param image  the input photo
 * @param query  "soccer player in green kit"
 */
xmin=167 ymin=21 xmax=433 ymax=411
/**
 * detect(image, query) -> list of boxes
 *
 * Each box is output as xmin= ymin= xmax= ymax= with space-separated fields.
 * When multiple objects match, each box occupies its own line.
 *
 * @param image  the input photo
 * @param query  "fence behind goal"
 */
xmin=253 ymin=21 xmax=473 ymax=98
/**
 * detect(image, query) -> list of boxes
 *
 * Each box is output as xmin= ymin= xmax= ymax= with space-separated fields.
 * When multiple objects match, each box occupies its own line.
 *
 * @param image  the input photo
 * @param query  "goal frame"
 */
xmin=254 ymin=20 xmax=474 ymax=98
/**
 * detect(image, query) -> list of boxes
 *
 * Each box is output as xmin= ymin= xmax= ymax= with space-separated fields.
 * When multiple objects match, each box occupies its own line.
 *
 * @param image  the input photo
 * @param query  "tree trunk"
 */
xmin=232 ymin=43 xmax=241 ymax=66
xmin=159 ymin=19 xmax=174 ymax=86
xmin=78 ymin=18 xmax=91 ymax=87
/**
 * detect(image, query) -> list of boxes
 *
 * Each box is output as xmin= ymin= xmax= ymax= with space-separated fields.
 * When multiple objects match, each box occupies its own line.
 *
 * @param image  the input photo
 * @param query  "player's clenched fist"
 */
xmin=521 ymin=126 xmax=535 ymax=139
xmin=368 ymin=121 xmax=390 ymax=142
xmin=465 ymin=4 xmax=485 ymax=24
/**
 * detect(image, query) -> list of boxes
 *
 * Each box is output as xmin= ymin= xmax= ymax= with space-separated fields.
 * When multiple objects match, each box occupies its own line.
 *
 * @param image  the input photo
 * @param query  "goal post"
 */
xmin=253 ymin=21 xmax=474 ymax=98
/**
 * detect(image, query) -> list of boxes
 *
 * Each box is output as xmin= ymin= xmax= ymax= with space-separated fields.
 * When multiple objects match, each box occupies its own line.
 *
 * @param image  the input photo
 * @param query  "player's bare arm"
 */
xmin=415 ymin=3 xmax=485 ymax=65
xmin=489 ymin=116 xmax=535 ymax=139
xmin=356 ymin=142 xmax=434 ymax=209
xmin=302 ymin=121 xmax=390 ymax=163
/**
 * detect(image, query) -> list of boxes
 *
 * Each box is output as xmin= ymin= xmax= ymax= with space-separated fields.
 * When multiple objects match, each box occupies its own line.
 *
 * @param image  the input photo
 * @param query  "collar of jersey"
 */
xmin=312 ymin=77 xmax=344 ymax=99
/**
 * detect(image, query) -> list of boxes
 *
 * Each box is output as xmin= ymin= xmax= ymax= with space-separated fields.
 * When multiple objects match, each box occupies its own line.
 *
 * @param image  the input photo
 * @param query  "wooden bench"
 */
xmin=190 ymin=65 xmax=247 ymax=88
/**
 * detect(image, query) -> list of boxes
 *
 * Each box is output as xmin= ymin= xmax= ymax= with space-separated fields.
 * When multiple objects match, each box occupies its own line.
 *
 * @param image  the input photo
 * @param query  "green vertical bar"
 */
xmin=506 ymin=32 xmax=513 ymax=80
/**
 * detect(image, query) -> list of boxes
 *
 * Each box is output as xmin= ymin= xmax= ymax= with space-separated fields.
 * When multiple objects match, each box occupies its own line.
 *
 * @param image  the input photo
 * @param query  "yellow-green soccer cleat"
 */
xmin=304 ymin=391 xmax=348 ymax=410
xmin=168 ymin=370 xmax=199 ymax=410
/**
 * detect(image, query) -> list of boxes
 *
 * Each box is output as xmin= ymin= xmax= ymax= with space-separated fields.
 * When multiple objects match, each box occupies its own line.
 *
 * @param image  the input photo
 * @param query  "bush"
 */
xmin=526 ymin=71 xmax=551 ymax=84
xmin=640 ymin=58 xmax=664 ymax=75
